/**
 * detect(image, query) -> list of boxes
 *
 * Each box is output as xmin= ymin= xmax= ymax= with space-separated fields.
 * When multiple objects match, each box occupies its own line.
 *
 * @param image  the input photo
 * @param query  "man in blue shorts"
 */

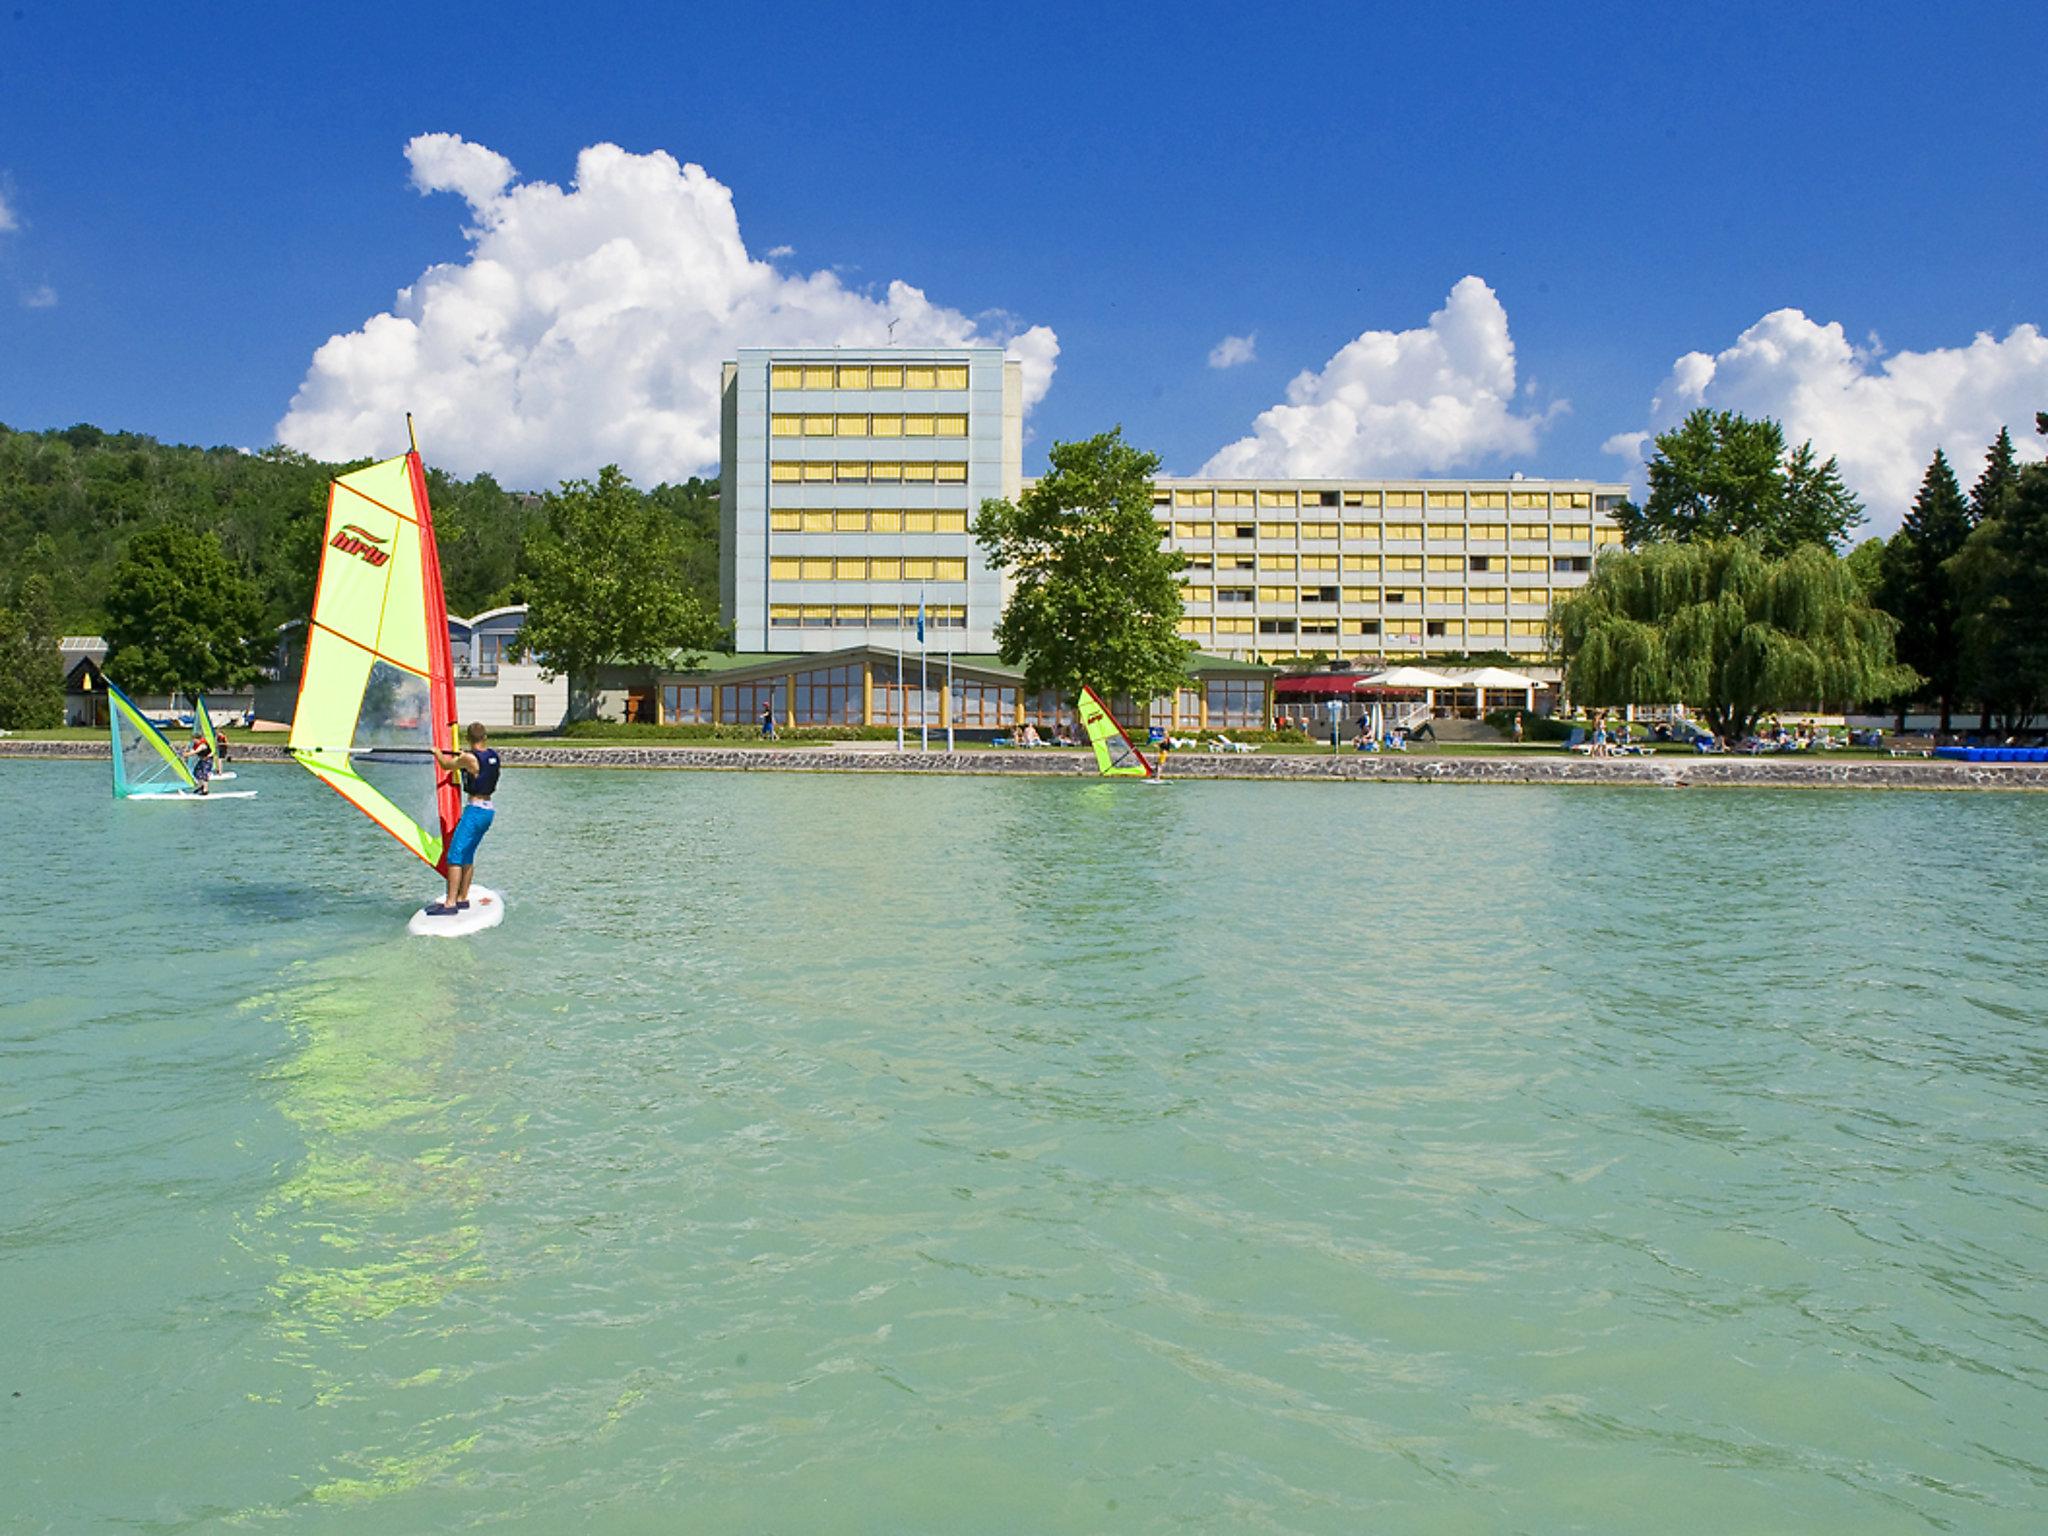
xmin=426 ymin=722 xmax=499 ymax=915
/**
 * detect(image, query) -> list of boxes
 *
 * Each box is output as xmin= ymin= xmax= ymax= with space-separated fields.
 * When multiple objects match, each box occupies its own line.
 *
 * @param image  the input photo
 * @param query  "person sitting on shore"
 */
xmin=1019 ymin=722 xmax=1043 ymax=748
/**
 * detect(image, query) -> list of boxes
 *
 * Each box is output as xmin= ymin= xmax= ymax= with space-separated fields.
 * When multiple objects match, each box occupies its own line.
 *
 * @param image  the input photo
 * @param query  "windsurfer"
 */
xmin=427 ymin=723 xmax=499 ymax=915
xmin=185 ymin=733 xmax=214 ymax=795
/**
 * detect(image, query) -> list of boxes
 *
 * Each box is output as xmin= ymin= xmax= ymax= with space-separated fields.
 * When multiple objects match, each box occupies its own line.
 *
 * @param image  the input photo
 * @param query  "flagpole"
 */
xmin=895 ymin=632 xmax=904 ymax=752
xmin=946 ymin=639 xmax=955 ymax=753
xmin=919 ymin=585 xmax=929 ymax=752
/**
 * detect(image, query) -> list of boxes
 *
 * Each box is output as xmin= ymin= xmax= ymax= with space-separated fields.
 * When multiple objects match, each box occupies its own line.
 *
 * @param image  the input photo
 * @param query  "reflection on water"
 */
xmin=3 ymin=762 xmax=2046 ymax=1533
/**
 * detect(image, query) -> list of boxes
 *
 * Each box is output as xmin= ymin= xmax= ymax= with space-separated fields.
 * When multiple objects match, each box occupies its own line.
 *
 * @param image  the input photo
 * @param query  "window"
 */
xmin=1216 ymin=586 xmax=1255 ymax=603
xmin=1594 ymin=527 xmax=1624 ymax=545
xmin=770 ymin=462 xmax=801 ymax=482
xmin=837 ymin=365 xmax=870 ymax=389
xmin=1427 ymin=491 xmax=1465 ymax=509
xmin=870 ymin=414 xmax=903 ymax=437
xmin=801 ymin=510 xmax=833 ymax=532
xmin=1511 ymin=523 xmax=1548 ymax=541
xmin=1468 ymin=587 xmax=1507 ymax=607
xmin=935 ymin=365 xmax=969 ymax=389
xmin=1344 ymin=618 xmax=1381 ymax=635
xmin=835 ymin=461 xmax=868 ymax=482
xmin=1342 ymin=522 xmax=1376 ymax=542
xmin=871 ymin=366 xmax=904 ymax=389
xmin=1174 ymin=489 xmax=1211 ymax=507
xmin=1384 ymin=586 xmax=1422 ymax=605
xmin=800 ymin=557 xmax=832 ymax=580
xmin=1219 ymin=489 xmax=1257 ymax=509
xmin=951 ymin=679 xmax=1017 ymax=727
xmin=1555 ymin=523 xmax=1592 ymax=540
xmin=1172 ymin=520 xmax=1208 ymax=539
xmin=1257 ymin=553 xmax=1297 ymax=571
xmin=769 ymin=604 xmax=800 ymax=628
xmin=476 ymin=633 xmax=514 ymax=675
xmin=1468 ymin=619 xmax=1507 ymax=639
xmin=1427 ymin=555 xmax=1463 ymax=572
xmin=936 ymin=510 xmax=969 ymax=533
xmin=1258 ymin=618 xmax=1297 ymax=635
xmin=867 ymin=558 xmax=901 ymax=581
xmin=801 ymin=605 xmax=832 ymax=628
xmin=870 ymin=510 xmax=902 ymax=532
xmin=1205 ymin=679 xmax=1265 ymax=726
xmin=1471 ymin=492 xmax=1508 ymax=510
xmin=905 ymin=365 xmax=937 ymax=390
xmin=1553 ymin=556 xmax=1591 ymax=573
xmin=1385 ymin=491 xmax=1424 ymax=509
xmin=1342 ymin=554 xmax=1380 ymax=573
xmin=1301 ymin=619 xmax=1338 ymax=637
xmin=801 ymin=365 xmax=833 ymax=389
xmin=871 ymin=462 xmax=903 ymax=483
xmin=1511 ymin=491 xmax=1549 ymax=510
xmin=936 ymin=463 xmax=968 ymax=484
xmin=1384 ymin=522 xmax=1423 ymax=541
xmin=662 ymin=683 xmax=714 ymax=722
xmin=905 ymin=413 xmax=936 ymax=436
xmin=1177 ymin=618 xmax=1209 ymax=636
xmin=1301 ymin=585 xmax=1339 ymax=603
xmin=1342 ymin=585 xmax=1380 ymax=603
xmin=1511 ymin=619 xmax=1548 ymax=638
xmin=872 ymin=680 xmax=939 ymax=726
xmin=1259 ymin=490 xmax=1295 ymax=508
xmin=1299 ymin=554 xmax=1339 ymax=572
xmin=835 ymin=510 xmax=867 ymax=531
xmin=1468 ymin=556 xmax=1495 ymax=572
xmin=802 ymin=462 xmax=834 ymax=483
xmin=770 ymin=508 xmax=801 ymax=531
xmin=1386 ymin=554 xmax=1423 ymax=572
xmin=769 ymin=556 xmax=800 ymax=580
xmin=1215 ymin=616 xmax=1255 ymax=635
xmin=770 ymin=364 xmax=804 ymax=389
xmin=793 ymin=664 xmax=862 ymax=725
xmin=1344 ymin=491 xmax=1377 ymax=508
xmin=902 ymin=509 xmax=937 ymax=533
xmin=1510 ymin=555 xmax=1548 ymax=572
xmin=834 ymin=558 xmax=866 ymax=580
xmin=512 ymin=694 xmax=536 ymax=727
xmin=770 ymin=414 xmax=800 ymax=436
xmin=1301 ymin=521 xmax=1340 ymax=540
xmin=1511 ymin=586 xmax=1548 ymax=604
xmin=1257 ymin=522 xmax=1294 ymax=541
xmin=1426 ymin=523 xmax=1464 ymax=541
xmin=1559 ymin=492 xmax=1592 ymax=510
xmin=1427 ymin=620 xmax=1462 ymax=639
xmin=836 ymin=414 xmax=869 ymax=437
xmin=936 ymin=414 xmax=969 ymax=437
xmin=1258 ymin=585 xmax=1295 ymax=603
xmin=1469 ymin=523 xmax=1507 ymax=541
xmin=722 ymin=681 xmax=783 ymax=724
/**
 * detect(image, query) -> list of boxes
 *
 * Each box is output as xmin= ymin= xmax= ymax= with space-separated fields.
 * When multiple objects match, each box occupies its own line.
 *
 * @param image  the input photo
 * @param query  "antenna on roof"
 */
xmin=887 ymin=318 xmax=899 ymax=343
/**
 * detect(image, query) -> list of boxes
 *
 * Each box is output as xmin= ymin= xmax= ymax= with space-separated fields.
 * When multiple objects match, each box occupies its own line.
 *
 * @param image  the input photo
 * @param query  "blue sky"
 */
xmin=1 ymin=0 xmax=2043 ymax=525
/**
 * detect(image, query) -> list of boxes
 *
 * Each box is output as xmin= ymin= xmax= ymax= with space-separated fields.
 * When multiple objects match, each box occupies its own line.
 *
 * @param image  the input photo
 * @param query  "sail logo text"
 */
xmin=330 ymin=524 xmax=392 ymax=568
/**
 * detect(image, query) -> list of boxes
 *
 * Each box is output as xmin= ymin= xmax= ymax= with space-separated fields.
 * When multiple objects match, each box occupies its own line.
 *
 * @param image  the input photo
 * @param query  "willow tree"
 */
xmin=1555 ymin=540 xmax=1916 ymax=742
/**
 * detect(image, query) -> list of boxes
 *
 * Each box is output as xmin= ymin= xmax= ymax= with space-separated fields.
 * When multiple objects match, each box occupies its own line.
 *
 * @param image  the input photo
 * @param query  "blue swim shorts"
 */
xmin=447 ymin=803 xmax=495 ymax=866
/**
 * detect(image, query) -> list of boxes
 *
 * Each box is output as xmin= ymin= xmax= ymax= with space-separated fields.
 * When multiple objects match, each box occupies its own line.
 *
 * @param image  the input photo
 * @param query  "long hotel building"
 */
xmin=1149 ymin=477 xmax=1628 ymax=664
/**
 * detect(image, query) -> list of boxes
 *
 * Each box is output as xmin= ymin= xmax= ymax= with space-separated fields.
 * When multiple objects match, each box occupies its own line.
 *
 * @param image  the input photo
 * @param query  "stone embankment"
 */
xmin=7 ymin=736 xmax=2048 ymax=790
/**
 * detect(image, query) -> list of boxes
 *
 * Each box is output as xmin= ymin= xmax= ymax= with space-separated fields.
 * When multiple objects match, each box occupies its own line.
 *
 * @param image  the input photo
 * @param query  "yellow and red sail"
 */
xmin=288 ymin=449 xmax=461 ymax=869
xmin=1078 ymin=686 xmax=1154 ymax=777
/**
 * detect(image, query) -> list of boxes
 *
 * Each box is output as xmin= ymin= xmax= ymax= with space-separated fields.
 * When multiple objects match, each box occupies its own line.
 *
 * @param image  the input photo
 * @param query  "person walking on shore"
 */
xmin=760 ymin=702 xmax=777 ymax=739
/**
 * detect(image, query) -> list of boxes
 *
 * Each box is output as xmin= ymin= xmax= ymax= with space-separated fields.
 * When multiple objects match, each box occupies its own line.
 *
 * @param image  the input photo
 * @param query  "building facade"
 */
xmin=1146 ymin=477 xmax=1628 ymax=666
xmin=720 ymin=347 xmax=1023 ymax=655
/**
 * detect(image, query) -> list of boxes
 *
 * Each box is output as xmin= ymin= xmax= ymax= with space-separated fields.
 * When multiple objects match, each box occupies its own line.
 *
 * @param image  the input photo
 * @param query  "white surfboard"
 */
xmin=133 ymin=789 xmax=259 ymax=800
xmin=209 ymin=770 xmax=237 ymax=781
xmin=407 ymin=884 xmax=505 ymax=938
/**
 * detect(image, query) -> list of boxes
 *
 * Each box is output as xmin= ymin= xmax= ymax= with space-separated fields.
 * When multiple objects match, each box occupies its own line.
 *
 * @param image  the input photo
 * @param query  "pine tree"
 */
xmin=1879 ymin=450 xmax=1972 ymax=730
xmin=1969 ymin=426 xmax=2019 ymax=527
xmin=1951 ymin=419 xmax=2048 ymax=733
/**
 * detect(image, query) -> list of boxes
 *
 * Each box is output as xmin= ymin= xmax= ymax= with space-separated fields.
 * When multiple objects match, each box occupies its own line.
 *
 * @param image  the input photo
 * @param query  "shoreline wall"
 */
xmin=8 ymin=738 xmax=2048 ymax=791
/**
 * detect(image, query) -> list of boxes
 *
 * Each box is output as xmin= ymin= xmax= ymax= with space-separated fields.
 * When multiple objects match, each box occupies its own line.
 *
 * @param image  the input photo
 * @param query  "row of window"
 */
xmin=770 ymin=363 xmax=972 ymax=391
xmin=1187 ymin=618 xmax=1549 ymax=639
xmin=662 ymin=673 xmax=1266 ymax=729
xmin=770 ymin=460 xmax=969 ymax=484
xmin=1187 ymin=554 xmax=1593 ymax=574
xmin=768 ymin=556 xmax=970 ymax=582
xmin=766 ymin=603 xmax=969 ymax=628
xmin=1197 ymin=584 xmax=1556 ymax=605
xmin=769 ymin=508 xmax=971 ymax=533
xmin=771 ymin=413 xmax=971 ymax=439
xmin=1163 ymin=520 xmax=1614 ymax=543
xmin=1168 ymin=488 xmax=1600 ymax=510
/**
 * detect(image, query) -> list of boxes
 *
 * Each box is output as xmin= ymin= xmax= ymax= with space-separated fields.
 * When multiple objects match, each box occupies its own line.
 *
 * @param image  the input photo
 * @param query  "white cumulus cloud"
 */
xmin=0 ymin=187 xmax=16 ymax=233
xmin=1607 ymin=309 xmax=2048 ymax=530
xmin=278 ymin=135 xmax=1059 ymax=486
xmin=1201 ymin=277 xmax=1561 ymax=477
xmin=1207 ymin=333 xmax=1256 ymax=369
xmin=21 ymin=283 xmax=56 ymax=310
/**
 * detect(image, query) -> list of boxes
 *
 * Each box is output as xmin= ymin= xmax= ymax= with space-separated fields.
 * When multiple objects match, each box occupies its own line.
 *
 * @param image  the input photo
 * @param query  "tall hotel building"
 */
xmin=721 ymin=347 xmax=1022 ymax=653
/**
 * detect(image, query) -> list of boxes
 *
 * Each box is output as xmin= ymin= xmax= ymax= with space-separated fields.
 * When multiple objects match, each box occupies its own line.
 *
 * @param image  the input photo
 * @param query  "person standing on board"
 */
xmin=185 ymin=732 xmax=214 ymax=795
xmin=426 ymin=723 xmax=499 ymax=916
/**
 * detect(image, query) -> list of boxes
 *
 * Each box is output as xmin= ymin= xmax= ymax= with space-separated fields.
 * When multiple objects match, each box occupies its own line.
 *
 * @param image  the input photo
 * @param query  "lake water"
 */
xmin=3 ymin=759 xmax=2045 ymax=1533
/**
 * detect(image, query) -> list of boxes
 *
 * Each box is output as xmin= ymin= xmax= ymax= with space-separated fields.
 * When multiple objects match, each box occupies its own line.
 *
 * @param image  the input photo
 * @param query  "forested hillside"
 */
xmin=0 ymin=421 xmax=718 ymax=630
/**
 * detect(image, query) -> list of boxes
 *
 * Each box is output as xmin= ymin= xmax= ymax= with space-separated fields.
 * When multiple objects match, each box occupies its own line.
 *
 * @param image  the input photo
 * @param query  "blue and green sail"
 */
xmin=195 ymin=694 xmax=223 ymax=758
xmin=106 ymin=680 xmax=197 ymax=797
xmin=1078 ymin=686 xmax=1154 ymax=777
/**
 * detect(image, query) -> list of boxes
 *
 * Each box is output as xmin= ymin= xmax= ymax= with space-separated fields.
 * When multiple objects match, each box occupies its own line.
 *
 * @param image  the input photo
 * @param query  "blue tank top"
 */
xmin=462 ymin=747 xmax=501 ymax=799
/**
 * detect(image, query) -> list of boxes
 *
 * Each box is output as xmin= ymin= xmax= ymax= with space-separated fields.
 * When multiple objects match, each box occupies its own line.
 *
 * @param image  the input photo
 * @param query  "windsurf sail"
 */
xmin=288 ymin=440 xmax=461 ymax=870
xmin=107 ymin=679 xmax=197 ymax=797
xmin=195 ymin=694 xmax=223 ymax=757
xmin=1077 ymin=686 xmax=1154 ymax=777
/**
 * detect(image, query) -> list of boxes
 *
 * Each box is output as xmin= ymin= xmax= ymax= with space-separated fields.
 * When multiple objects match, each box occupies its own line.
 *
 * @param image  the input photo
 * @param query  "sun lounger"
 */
xmin=1209 ymin=734 xmax=1258 ymax=754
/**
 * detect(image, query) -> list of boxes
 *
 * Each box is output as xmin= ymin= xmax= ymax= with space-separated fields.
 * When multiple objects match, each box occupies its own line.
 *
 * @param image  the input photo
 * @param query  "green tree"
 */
xmin=1614 ymin=409 xmax=1864 ymax=554
xmin=1968 ymin=426 xmax=2020 ymax=526
xmin=1951 ymin=423 xmax=2048 ymax=732
xmin=1555 ymin=539 xmax=1915 ymax=744
xmin=1841 ymin=533 xmax=1888 ymax=600
xmin=102 ymin=523 xmax=270 ymax=696
xmin=0 ymin=570 xmax=65 ymax=729
xmin=515 ymin=464 xmax=721 ymax=716
xmin=973 ymin=427 xmax=1191 ymax=703
xmin=1877 ymin=449 xmax=1973 ymax=730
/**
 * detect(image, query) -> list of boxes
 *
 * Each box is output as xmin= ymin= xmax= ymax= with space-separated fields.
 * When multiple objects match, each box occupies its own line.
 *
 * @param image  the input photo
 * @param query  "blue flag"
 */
xmin=916 ymin=597 xmax=926 ymax=643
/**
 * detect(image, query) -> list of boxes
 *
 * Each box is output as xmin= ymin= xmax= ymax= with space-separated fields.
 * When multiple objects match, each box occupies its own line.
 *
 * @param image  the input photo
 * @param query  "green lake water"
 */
xmin=3 ymin=759 xmax=2045 ymax=1533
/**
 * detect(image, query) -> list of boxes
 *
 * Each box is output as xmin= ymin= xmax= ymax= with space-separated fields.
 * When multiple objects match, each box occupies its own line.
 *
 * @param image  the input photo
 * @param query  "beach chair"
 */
xmin=1210 ymin=734 xmax=1258 ymax=754
xmin=1563 ymin=726 xmax=1590 ymax=753
xmin=1169 ymin=735 xmax=1199 ymax=751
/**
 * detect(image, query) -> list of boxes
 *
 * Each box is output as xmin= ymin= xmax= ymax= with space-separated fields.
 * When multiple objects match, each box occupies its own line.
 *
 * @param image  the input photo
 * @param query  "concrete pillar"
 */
xmin=862 ymin=662 xmax=874 ymax=726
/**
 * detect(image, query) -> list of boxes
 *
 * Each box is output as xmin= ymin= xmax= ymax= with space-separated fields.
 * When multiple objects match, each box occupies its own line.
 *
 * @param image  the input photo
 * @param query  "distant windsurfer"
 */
xmin=426 ymin=723 xmax=499 ymax=916
xmin=185 ymin=732 xmax=214 ymax=795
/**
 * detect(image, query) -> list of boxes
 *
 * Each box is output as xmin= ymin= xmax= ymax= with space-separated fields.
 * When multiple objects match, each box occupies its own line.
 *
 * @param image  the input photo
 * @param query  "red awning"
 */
xmin=1274 ymin=674 xmax=1390 ymax=698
